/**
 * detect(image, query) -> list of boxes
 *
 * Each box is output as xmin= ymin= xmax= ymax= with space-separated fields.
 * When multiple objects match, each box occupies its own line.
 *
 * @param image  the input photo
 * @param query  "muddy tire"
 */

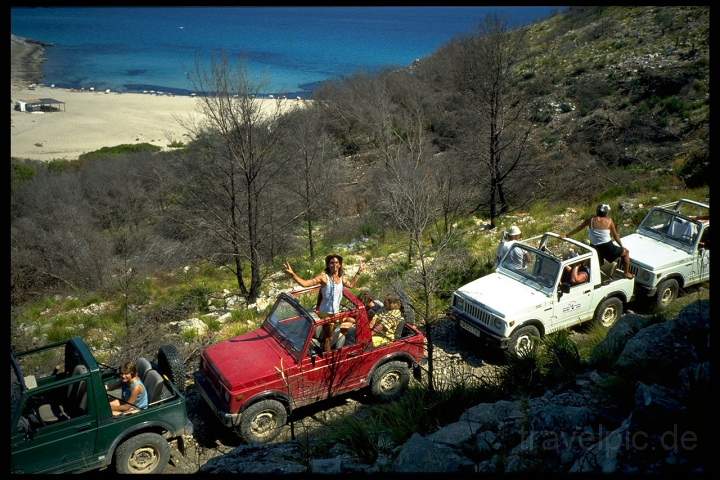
xmin=239 ymin=399 xmax=287 ymax=444
xmin=157 ymin=344 xmax=185 ymax=393
xmin=593 ymin=297 xmax=623 ymax=328
xmin=115 ymin=432 xmax=170 ymax=474
xmin=370 ymin=361 xmax=410 ymax=401
xmin=654 ymin=278 xmax=679 ymax=311
xmin=508 ymin=325 xmax=540 ymax=358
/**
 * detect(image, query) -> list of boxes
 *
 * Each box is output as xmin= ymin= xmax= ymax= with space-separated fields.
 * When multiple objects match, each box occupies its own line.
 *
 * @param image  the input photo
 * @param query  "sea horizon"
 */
xmin=11 ymin=6 xmax=560 ymax=97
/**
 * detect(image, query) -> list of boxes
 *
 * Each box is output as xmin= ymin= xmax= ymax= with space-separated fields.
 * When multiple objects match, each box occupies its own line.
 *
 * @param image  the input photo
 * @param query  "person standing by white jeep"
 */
xmin=496 ymin=225 xmax=523 ymax=267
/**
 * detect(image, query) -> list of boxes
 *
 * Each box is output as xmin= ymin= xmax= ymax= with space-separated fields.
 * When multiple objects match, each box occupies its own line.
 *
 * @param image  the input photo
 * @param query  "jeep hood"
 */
xmin=203 ymin=328 xmax=294 ymax=389
xmin=456 ymin=272 xmax=550 ymax=317
xmin=622 ymin=233 xmax=690 ymax=270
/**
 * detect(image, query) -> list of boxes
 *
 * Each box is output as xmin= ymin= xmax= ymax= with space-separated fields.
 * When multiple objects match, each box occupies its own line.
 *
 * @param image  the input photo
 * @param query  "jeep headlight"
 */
xmin=638 ymin=269 xmax=653 ymax=284
xmin=492 ymin=318 xmax=505 ymax=330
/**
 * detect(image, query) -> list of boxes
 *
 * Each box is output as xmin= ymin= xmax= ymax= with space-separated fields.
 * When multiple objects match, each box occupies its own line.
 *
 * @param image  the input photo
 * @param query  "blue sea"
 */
xmin=11 ymin=7 xmax=559 ymax=97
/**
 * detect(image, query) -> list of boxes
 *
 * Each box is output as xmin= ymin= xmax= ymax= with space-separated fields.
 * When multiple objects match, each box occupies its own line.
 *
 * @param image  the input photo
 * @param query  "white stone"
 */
xmin=176 ymin=317 xmax=208 ymax=336
xmin=217 ymin=312 xmax=233 ymax=323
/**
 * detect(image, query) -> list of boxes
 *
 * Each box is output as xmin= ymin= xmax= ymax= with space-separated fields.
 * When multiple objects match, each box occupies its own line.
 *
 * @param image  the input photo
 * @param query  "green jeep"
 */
xmin=11 ymin=337 xmax=192 ymax=474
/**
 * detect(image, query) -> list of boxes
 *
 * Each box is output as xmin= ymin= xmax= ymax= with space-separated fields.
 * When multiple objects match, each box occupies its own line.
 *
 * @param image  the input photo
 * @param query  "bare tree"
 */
xmin=279 ymin=107 xmax=340 ymax=260
xmin=181 ymin=54 xmax=293 ymax=302
xmin=454 ymin=14 xmax=536 ymax=228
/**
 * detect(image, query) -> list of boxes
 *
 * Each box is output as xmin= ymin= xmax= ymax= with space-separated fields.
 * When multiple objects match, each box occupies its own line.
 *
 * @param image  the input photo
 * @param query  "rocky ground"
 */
xmin=155 ymin=300 xmax=709 ymax=474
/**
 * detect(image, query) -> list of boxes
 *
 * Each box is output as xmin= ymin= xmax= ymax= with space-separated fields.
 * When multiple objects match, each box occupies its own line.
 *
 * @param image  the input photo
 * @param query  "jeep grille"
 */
xmin=454 ymin=295 xmax=497 ymax=328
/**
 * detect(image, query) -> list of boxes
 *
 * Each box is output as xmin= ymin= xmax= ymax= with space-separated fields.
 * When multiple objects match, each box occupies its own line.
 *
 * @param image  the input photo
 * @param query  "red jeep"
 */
xmin=193 ymin=285 xmax=426 ymax=443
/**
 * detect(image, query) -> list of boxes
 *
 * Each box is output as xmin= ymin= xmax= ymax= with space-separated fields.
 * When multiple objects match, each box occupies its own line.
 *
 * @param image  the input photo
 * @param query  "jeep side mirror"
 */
xmin=560 ymin=283 xmax=571 ymax=294
xmin=310 ymin=353 xmax=317 ymax=366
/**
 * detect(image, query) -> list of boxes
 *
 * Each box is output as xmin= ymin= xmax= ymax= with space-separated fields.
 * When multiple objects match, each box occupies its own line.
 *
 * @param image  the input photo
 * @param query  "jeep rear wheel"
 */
xmin=654 ymin=278 xmax=679 ymax=311
xmin=370 ymin=361 xmax=410 ymax=401
xmin=593 ymin=297 xmax=623 ymax=328
xmin=115 ymin=432 xmax=170 ymax=474
xmin=508 ymin=325 xmax=540 ymax=358
xmin=239 ymin=399 xmax=287 ymax=444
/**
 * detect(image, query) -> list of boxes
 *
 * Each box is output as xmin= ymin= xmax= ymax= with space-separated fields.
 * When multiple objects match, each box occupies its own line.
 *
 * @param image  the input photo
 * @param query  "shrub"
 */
xmin=182 ymin=329 xmax=199 ymax=342
xmin=11 ymin=161 xmax=36 ymax=184
xmin=676 ymin=148 xmax=709 ymax=188
xmin=541 ymin=330 xmax=581 ymax=382
xmin=202 ymin=316 xmax=222 ymax=332
xmin=577 ymin=322 xmax=612 ymax=363
xmin=498 ymin=346 xmax=545 ymax=395
xmin=47 ymin=159 xmax=81 ymax=174
xmin=78 ymin=143 xmax=161 ymax=161
xmin=184 ymin=286 xmax=212 ymax=314
xmin=326 ymin=416 xmax=379 ymax=464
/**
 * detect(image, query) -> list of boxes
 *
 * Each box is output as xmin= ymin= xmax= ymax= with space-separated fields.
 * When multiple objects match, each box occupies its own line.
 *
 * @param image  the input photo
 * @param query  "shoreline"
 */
xmin=10 ymin=35 xmax=48 ymax=95
xmin=10 ymin=36 xmax=307 ymax=162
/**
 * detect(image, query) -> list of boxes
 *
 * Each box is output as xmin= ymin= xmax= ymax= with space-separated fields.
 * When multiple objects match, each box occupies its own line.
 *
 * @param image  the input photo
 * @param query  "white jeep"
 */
xmin=622 ymin=198 xmax=709 ymax=310
xmin=450 ymin=232 xmax=635 ymax=356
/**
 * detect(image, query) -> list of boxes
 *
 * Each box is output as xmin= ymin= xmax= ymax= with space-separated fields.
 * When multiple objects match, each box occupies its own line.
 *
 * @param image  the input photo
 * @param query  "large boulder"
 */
xmin=428 ymin=420 xmax=481 ymax=447
xmin=678 ymin=361 xmax=710 ymax=397
xmin=670 ymin=300 xmax=710 ymax=358
xmin=590 ymin=313 xmax=655 ymax=368
xmin=170 ymin=317 xmax=208 ymax=337
xmin=505 ymin=431 xmax=560 ymax=472
xmin=631 ymin=383 xmax=687 ymax=432
xmin=570 ymin=417 xmax=632 ymax=473
xmin=475 ymin=431 xmax=501 ymax=456
xmin=528 ymin=397 xmax=597 ymax=433
xmin=392 ymin=433 xmax=475 ymax=472
xmin=459 ymin=400 xmax=523 ymax=431
xmin=199 ymin=442 xmax=307 ymax=473
xmin=614 ymin=321 xmax=698 ymax=384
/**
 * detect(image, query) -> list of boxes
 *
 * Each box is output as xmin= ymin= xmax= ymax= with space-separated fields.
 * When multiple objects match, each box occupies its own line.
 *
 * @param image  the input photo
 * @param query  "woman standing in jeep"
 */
xmin=283 ymin=254 xmax=366 ymax=351
xmin=564 ymin=204 xmax=635 ymax=279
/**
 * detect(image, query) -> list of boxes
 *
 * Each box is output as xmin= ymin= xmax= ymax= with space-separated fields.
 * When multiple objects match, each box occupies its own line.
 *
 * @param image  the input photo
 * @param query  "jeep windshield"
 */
xmin=262 ymin=297 xmax=313 ymax=360
xmin=638 ymin=209 xmax=702 ymax=249
xmin=499 ymin=244 xmax=560 ymax=293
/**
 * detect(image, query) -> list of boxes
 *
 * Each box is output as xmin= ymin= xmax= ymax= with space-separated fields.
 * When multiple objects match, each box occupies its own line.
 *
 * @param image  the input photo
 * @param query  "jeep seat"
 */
xmin=136 ymin=357 xmax=153 ymax=382
xmin=65 ymin=364 xmax=89 ymax=417
xmin=143 ymin=369 xmax=167 ymax=404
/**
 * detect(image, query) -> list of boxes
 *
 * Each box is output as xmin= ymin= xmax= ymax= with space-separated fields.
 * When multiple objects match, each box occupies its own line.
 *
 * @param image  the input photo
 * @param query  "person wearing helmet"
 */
xmin=564 ymin=204 xmax=635 ymax=279
xmin=496 ymin=225 xmax=523 ymax=267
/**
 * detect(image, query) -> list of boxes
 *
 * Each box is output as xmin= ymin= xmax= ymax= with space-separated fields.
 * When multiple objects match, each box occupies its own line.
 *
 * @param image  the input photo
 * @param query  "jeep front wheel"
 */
xmin=370 ymin=361 xmax=410 ymax=401
xmin=593 ymin=297 xmax=623 ymax=328
xmin=115 ymin=432 xmax=170 ymax=474
xmin=508 ymin=325 xmax=540 ymax=357
xmin=654 ymin=278 xmax=679 ymax=311
xmin=239 ymin=399 xmax=287 ymax=444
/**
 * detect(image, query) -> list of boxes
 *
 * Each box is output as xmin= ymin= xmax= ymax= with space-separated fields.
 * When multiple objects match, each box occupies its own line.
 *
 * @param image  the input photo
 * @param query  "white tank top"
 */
xmin=319 ymin=273 xmax=343 ymax=314
xmin=588 ymin=217 xmax=612 ymax=245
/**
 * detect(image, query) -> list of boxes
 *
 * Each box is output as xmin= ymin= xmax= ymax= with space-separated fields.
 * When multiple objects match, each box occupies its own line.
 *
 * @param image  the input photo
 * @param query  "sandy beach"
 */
xmin=10 ymin=37 xmax=304 ymax=161
xmin=11 ymin=86 xmax=306 ymax=162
